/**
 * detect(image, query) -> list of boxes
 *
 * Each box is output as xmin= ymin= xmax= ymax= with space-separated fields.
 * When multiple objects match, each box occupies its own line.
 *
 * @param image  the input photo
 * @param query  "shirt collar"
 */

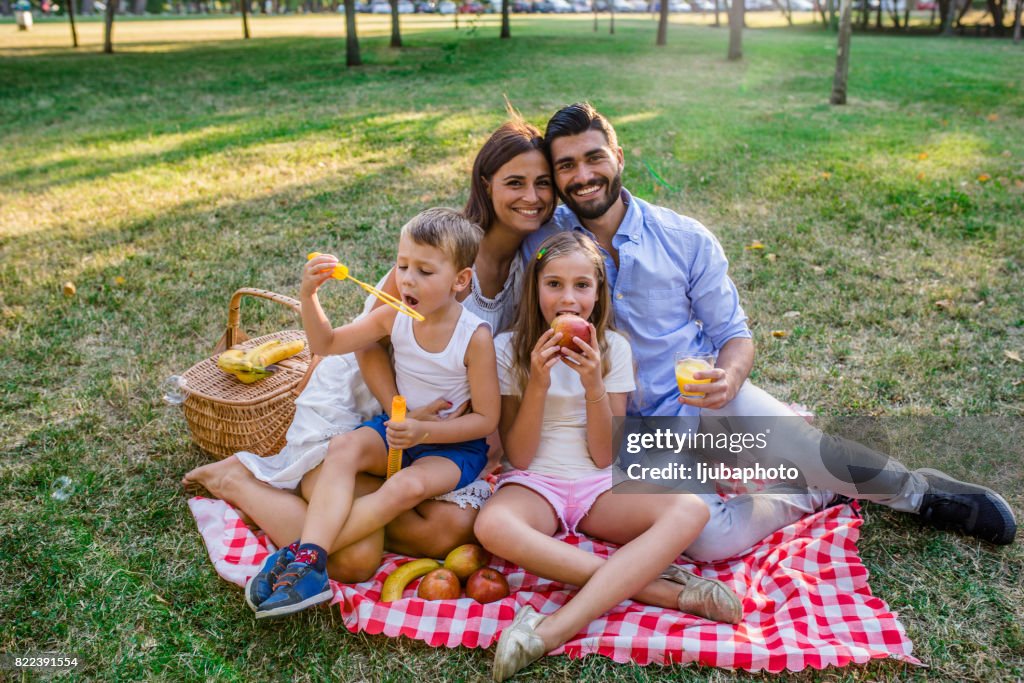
xmin=566 ymin=188 xmax=643 ymax=245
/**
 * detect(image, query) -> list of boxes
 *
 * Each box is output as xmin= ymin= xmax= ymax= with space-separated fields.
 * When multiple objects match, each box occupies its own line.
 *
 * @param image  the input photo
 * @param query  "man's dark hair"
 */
xmin=543 ymin=102 xmax=619 ymax=155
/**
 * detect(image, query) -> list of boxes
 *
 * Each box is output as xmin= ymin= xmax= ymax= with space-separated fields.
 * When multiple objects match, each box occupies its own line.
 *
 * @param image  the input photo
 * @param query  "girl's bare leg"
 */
xmin=533 ymin=489 xmax=709 ymax=649
xmin=385 ymin=499 xmax=478 ymax=558
xmin=474 ymin=485 xmax=689 ymax=610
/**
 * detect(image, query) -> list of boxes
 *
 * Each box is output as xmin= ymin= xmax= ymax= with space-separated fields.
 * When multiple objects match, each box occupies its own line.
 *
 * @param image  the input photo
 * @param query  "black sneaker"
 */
xmin=916 ymin=468 xmax=1016 ymax=545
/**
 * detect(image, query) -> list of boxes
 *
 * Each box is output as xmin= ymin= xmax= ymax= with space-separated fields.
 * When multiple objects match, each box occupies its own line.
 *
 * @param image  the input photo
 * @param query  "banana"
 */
xmin=242 ymin=340 xmax=283 ymax=371
xmin=380 ymin=558 xmax=441 ymax=602
xmin=234 ymin=368 xmax=273 ymax=384
xmin=257 ymin=339 xmax=305 ymax=367
xmin=217 ymin=349 xmax=254 ymax=374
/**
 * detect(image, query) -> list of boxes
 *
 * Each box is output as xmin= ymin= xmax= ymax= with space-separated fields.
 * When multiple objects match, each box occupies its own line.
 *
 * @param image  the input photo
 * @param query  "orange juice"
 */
xmin=675 ymin=357 xmax=713 ymax=397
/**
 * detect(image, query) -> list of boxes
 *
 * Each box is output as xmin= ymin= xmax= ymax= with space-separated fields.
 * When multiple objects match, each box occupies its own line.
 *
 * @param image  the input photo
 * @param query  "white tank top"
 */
xmin=392 ymin=305 xmax=488 ymax=419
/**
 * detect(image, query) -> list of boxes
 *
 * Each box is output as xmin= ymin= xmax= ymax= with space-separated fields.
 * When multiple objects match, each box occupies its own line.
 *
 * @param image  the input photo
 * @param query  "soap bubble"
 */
xmin=51 ymin=476 xmax=74 ymax=501
xmin=162 ymin=375 xmax=187 ymax=406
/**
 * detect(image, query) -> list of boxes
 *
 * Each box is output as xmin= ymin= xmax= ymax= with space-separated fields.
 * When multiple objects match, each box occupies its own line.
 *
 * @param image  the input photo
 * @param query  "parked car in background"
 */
xmin=438 ymin=0 xmax=456 ymax=11
xmin=537 ymin=0 xmax=573 ymax=10
xmin=915 ymin=0 xmax=936 ymax=8
xmin=415 ymin=0 xmax=434 ymax=10
xmin=458 ymin=0 xmax=484 ymax=11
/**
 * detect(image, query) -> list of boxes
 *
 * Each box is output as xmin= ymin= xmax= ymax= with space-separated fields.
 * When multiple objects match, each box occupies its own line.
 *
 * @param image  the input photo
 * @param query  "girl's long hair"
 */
xmin=510 ymin=232 xmax=614 ymax=396
xmin=463 ymin=116 xmax=552 ymax=232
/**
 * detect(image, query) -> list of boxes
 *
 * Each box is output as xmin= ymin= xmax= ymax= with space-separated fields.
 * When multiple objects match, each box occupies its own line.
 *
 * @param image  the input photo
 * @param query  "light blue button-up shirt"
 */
xmin=522 ymin=189 xmax=751 ymax=417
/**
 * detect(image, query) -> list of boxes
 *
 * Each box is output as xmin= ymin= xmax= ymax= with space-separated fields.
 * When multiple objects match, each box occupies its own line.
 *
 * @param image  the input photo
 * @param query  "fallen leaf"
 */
xmin=917 ymin=172 xmax=926 ymax=181
xmin=766 ymin=253 xmax=777 ymax=263
xmin=783 ymin=310 xmax=801 ymax=318
xmin=978 ymin=174 xmax=991 ymax=183
xmin=771 ymin=330 xmax=789 ymax=338
xmin=821 ymin=172 xmax=832 ymax=180
xmin=918 ymin=152 xmax=929 ymax=160
xmin=1004 ymin=350 xmax=1023 ymax=363
xmin=745 ymin=240 xmax=765 ymax=250
xmin=62 ymin=282 xmax=76 ymax=296
xmin=811 ymin=265 xmax=825 ymax=274
xmin=935 ymin=299 xmax=954 ymax=310
xmin=114 ymin=276 xmax=126 ymax=285
xmin=1002 ymin=150 xmax=1012 ymax=157
xmin=986 ymin=113 xmax=1000 ymax=122
xmin=1016 ymin=180 xmax=1024 ymax=190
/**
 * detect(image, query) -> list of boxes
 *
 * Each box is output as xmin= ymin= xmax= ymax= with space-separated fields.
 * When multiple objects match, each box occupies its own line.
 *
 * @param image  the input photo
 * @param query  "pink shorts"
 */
xmin=495 ymin=469 xmax=613 ymax=535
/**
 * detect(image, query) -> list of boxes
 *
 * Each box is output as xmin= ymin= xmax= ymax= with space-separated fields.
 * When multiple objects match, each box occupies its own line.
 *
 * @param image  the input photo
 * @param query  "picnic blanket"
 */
xmin=188 ymin=496 xmax=920 ymax=673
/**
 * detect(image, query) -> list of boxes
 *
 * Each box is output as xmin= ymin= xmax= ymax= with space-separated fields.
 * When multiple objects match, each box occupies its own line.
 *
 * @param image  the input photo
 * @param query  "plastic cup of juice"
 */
xmin=675 ymin=353 xmax=716 ymax=397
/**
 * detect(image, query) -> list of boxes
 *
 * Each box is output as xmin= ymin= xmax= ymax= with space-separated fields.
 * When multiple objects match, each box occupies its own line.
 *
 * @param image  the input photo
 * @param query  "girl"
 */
xmin=475 ymin=232 xmax=742 ymax=681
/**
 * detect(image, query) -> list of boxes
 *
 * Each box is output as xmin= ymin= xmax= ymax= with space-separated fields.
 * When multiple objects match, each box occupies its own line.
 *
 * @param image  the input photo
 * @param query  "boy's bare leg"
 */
xmin=300 ymin=428 xmax=387 ymax=550
xmin=326 ymin=456 xmax=462 ymax=554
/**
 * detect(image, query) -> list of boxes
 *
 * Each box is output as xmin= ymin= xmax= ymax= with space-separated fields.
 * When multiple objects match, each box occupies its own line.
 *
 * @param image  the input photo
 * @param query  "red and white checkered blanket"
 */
xmin=188 ymin=497 xmax=919 ymax=672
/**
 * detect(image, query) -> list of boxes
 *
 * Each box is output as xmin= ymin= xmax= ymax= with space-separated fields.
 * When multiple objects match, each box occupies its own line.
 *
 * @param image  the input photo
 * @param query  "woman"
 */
xmin=182 ymin=117 xmax=555 ymax=578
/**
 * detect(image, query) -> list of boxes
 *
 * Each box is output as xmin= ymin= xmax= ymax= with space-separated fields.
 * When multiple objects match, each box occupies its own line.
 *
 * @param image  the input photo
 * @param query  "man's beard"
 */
xmin=560 ymin=171 xmax=623 ymax=221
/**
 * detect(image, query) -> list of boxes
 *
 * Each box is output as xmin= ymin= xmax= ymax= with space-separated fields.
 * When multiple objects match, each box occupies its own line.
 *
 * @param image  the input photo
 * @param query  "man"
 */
xmin=523 ymin=102 xmax=1015 ymax=549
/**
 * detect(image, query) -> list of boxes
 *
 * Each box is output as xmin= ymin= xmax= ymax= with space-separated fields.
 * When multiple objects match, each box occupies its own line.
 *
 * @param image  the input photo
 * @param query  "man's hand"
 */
xmin=678 ymin=367 xmax=736 ymax=410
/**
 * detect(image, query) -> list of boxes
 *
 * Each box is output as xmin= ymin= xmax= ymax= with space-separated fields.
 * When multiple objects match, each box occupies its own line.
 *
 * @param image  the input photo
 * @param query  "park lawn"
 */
xmin=2 ymin=14 xmax=1023 ymax=681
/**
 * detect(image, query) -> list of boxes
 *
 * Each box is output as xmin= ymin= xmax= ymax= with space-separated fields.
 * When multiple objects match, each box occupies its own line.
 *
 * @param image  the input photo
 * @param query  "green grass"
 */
xmin=2 ymin=16 xmax=1023 ymax=681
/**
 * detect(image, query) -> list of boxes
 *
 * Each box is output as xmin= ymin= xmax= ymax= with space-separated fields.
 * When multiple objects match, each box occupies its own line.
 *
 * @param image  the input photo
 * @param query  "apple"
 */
xmin=443 ymin=543 xmax=490 ymax=582
xmin=465 ymin=567 xmax=510 ymax=604
xmin=416 ymin=568 xmax=461 ymax=600
xmin=550 ymin=313 xmax=591 ymax=353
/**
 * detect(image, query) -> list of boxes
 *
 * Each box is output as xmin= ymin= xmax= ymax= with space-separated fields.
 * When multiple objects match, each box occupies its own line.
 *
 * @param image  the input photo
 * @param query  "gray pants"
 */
xmin=680 ymin=382 xmax=929 ymax=562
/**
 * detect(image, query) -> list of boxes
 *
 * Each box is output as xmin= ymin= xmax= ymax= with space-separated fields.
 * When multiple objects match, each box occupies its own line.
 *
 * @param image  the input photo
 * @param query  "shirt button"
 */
xmin=616 ymin=293 xmax=623 ymax=300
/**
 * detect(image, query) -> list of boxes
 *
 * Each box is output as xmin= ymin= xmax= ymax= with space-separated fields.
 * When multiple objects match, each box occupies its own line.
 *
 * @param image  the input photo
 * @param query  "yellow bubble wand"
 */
xmin=307 ymin=253 xmax=425 ymax=322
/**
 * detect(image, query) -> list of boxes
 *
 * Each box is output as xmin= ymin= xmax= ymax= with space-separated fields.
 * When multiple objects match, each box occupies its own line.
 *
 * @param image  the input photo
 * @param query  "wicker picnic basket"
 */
xmin=181 ymin=288 xmax=319 ymax=460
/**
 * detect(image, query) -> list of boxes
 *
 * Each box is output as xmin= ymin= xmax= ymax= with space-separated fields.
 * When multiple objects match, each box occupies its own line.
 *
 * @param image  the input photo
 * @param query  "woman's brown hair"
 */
xmin=463 ymin=117 xmax=551 ymax=232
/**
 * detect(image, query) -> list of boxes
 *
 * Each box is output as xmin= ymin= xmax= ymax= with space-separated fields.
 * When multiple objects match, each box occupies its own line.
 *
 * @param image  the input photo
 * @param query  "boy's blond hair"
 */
xmin=400 ymin=208 xmax=483 ymax=271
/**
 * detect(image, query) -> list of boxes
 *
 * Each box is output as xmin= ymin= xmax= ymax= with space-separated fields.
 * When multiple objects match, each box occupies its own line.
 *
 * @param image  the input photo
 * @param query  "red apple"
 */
xmin=465 ymin=567 xmax=510 ymax=604
xmin=550 ymin=313 xmax=591 ymax=353
xmin=416 ymin=568 xmax=461 ymax=601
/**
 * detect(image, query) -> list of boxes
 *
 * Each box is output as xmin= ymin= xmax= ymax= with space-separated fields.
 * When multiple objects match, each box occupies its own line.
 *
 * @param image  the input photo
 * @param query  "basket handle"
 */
xmin=213 ymin=287 xmax=323 ymax=399
xmin=214 ymin=288 xmax=302 ymax=353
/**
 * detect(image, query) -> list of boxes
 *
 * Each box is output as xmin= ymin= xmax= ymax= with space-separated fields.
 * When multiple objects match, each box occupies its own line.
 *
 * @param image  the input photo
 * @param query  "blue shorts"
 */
xmin=360 ymin=413 xmax=488 ymax=491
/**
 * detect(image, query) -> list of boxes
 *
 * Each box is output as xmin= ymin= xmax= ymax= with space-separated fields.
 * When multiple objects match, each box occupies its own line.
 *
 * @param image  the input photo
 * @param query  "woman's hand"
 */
xmin=407 ymin=398 xmax=468 ymax=422
xmin=528 ymin=328 xmax=563 ymax=391
xmin=385 ymin=416 xmax=430 ymax=450
xmin=558 ymin=324 xmax=604 ymax=398
xmin=301 ymin=253 xmax=339 ymax=299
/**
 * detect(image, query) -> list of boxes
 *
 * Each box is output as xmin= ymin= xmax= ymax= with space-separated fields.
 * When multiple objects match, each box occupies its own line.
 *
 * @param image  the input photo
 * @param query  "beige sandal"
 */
xmin=661 ymin=565 xmax=743 ymax=624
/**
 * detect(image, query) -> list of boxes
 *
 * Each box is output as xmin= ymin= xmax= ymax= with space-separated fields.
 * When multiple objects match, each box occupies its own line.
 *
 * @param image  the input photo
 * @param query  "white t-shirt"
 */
xmin=495 ymin=329 xmax=636 ymax=479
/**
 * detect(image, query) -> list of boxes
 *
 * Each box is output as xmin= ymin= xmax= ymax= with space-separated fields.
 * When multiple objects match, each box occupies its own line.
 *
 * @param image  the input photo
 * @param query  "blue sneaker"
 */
xmin=254 ymin=561 xmax=333 ymax=620
xmin=244 ymin=544 xmax=296 ymax=612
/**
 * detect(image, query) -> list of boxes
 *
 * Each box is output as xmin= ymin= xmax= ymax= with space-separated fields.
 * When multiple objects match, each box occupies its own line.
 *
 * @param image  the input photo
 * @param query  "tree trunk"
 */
xmin=68 ymin=0 xmax=79 ymax=45
xmin=610 ymin=1 xmax=615 ymax=33
xmin=830 ymin=0 xmax=852 ymax=104
xmin=593 ymin=0 xmax=598 ymax=30
xmin=241 ymin=0 xmax=250 ymax=37
xmin=1014 ymin=0 xmax=1022 ymax=41
xmin=986 ymin=0 xmax=1005 ymax=34
xmin=501 ymin=0 xmax=510 ymax=37
xmin=103 ymin=0 xmax=116 ymax=52
xmin=389 ymin=0 xmax=401 ymax=46
xmin=714 ymin=0 xmax=721 ymax=24
xmin=727 ymin=0 xmax=743 ymax=59
xmin=783 ymin=0 xmax=793 ymax=25
xmin=903 ymin=1 xmax=910 ymax=29
xmin=874 ymin=0 xmax=881 ymax=28
xmin=656 ymin=0 xmax=668 ymax=43
xmin=942 ymin=0 xmax=955 ymax=33
xmin=344 ymin=0 xmax=361 ymax=65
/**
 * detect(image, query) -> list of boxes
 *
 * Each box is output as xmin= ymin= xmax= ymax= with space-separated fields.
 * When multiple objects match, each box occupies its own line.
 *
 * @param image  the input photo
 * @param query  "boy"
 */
xmin=253 ymin=208 xmax=500 ymax=618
